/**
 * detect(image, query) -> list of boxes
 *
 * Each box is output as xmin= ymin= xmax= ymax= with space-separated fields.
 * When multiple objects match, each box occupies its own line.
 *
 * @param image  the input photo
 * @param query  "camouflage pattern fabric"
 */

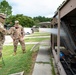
xmin=0 ymin=22 xmax=6 ymax=50
xmin=9 ymin=24 xmax=25 ymax=52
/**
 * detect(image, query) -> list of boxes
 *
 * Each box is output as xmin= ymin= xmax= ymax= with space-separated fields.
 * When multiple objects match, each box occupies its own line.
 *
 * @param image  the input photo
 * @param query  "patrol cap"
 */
xmin=0 ymin=13 xmax=6 ymax=19
xmin=15 ymin=20 xmax=19 ymax=23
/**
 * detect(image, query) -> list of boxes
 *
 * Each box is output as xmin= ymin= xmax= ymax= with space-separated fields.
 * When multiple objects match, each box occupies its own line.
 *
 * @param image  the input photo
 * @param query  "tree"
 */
xmin=0 ymin=0 xmax=12 ymax=18
xmin=7 ymin=14 xmax=35 ymax=27
xmin=33 ymin=16 xmax=52 ymax=27
xmin=33 ymin=16 xmax=52 ymax=22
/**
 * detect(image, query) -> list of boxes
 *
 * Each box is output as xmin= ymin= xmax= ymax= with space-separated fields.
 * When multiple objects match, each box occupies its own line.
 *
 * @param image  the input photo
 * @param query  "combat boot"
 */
xmin=13 ymin=52 xmax=16 ymax=55
xmin=23 ymin=50 xmax=26 ymax=53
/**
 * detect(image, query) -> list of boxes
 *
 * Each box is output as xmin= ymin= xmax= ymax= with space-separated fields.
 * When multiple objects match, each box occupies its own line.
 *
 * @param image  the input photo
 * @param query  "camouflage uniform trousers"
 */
xmin=13 ymin=38 xmax=25 ymax=52
xmin=0 ymin=40 xmax=4 ymax=50
xmin=0 ymin=37 xmax=5 ymax=57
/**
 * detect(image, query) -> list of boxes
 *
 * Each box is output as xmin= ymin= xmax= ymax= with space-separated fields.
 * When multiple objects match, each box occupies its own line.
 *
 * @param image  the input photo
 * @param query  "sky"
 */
xmin=5 ymin=0 xmax=65 ymax=18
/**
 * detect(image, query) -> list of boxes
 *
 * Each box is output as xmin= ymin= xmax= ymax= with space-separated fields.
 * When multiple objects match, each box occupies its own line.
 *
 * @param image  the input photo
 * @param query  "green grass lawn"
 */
xmin=0 ymin=44 xmax=35 ymax=75
xmin=27 ymin=32 xmax=50 ymax=37
xmin=25 ymin=37 xmax=50 ymax=42
xmin=0 ymin=32 xmax=50 ymax=75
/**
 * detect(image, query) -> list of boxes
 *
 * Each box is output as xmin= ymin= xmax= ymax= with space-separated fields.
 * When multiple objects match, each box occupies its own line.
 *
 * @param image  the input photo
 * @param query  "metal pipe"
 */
xmin=62 ymin=58 xmax=75 ymax=75
xmin=52 ymin=25 xmax=55 ymax=50
xmin=57 ymin=10 xmax=60 ymax=61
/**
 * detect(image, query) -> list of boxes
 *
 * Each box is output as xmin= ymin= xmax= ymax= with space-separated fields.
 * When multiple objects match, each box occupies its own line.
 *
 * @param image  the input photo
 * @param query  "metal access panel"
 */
xmin=51 ymin=0 xmax=76 ymax=75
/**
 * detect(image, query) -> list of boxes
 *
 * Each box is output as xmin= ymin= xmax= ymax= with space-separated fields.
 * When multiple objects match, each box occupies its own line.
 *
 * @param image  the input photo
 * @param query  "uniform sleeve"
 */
xmin=21 ymin=27 xmax=25 ymax=37
xmin=0 ymin=27 xmax=6 ymax=35
xmin=7 ymin=27 xmax=15 ymax=38
xmin=7 ymin=27 xmax=14 ymax=34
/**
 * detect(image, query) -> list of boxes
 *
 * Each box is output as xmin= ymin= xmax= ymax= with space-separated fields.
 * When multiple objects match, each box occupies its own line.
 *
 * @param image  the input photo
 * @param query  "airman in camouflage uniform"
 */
xmin=9 ymin=20 xmax=26 ymax=55
xmin=0 ymin=13 xmax=6 ymax=58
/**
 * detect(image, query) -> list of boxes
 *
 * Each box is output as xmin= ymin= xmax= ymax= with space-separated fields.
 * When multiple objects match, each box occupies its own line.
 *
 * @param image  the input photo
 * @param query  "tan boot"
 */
xmin=23 ymin=50 xmax=26 ymax=53
xmin=13 ymin=52 xmax=16 ymax=55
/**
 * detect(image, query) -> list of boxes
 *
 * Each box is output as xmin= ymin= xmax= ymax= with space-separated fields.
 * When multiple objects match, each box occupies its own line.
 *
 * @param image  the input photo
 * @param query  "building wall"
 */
xmin=39 ymin=28 xmax=51 ymax=33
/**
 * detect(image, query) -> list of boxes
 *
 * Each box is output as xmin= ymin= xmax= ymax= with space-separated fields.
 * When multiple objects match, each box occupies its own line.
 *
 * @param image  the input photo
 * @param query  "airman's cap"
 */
xmin=0 ymin=13 xmax=6 ymax=19
xmin=15 ymin=20 xmax=19 ymax=23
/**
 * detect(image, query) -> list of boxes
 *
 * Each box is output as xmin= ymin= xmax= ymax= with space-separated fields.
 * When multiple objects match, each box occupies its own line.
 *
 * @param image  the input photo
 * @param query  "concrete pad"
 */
xmin=36 ymin=46 xmax=50 ymax=63
xmin=32 ymin=63 xmax=52 ymax=75
xmin=10 ymin=71 xmax=24 ymax=75
xmin=5 ymin=36 xmax=13 ymax=44
xmin=25 ymin=36 xmax=50 ymax=38
xmin=40 ymin=40 xmax=51 ymax=46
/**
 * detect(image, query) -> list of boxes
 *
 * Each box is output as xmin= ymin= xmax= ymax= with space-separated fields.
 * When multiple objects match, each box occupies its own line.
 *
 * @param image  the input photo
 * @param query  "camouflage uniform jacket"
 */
xmin=0 ymin=22 xmax=6 ymax=42
xmin=9 ymin=24 xmax=25 ymax=39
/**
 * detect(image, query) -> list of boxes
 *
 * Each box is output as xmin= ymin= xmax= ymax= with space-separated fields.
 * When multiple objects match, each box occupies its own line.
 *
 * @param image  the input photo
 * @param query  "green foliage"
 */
xmin=33 ymin=16 xmax=52 ymax=22
xmin=6 ymin=15 xmax=52 ymax=27
xmin=0 ymin=0 xmax=12 ymax=18
xmin=6 ymin=14 xmax=35 ymax=27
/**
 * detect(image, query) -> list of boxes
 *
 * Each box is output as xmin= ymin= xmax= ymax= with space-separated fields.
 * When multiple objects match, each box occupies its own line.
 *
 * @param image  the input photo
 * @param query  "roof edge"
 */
xmin=53 ymin=0 xmax=70 ymax=17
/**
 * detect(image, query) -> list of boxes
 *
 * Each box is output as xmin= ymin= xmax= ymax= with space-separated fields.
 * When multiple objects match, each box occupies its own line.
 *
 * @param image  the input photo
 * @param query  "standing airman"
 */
xmin=9 ymin=20 xmax=26 ymax=55
xmin=0 ymin=13 xmax=6 ymax=58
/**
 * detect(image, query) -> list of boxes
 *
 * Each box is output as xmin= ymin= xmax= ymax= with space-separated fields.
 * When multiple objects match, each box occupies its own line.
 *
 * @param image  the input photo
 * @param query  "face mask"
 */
xmin=15 ymin=26 xmax=19 ymax=29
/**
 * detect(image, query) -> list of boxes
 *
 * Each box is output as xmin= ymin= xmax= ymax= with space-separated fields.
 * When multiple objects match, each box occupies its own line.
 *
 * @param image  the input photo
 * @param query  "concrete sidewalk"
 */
xmin=25 ymin=36 xmax=50 ymax=38
xmin=32 ymin=46 xmax=52 ymax=75
xmin=4 ymin=42 xmax=39 ymax=45
xmin=4 ymin=35 xmax=50 ymax=45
